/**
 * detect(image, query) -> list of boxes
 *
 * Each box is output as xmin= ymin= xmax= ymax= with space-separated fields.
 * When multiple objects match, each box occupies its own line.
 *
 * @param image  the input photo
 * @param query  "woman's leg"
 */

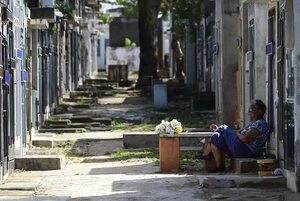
xmin=195 ymin=138 xmax=213 ymax=160
xmin=203 ymin=138 xmax=212 ymax=155
xmin=211 ymin=144 xmax=225 ymax=168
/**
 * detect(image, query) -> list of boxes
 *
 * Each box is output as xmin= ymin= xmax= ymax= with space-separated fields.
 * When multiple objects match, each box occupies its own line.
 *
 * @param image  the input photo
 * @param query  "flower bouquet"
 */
xmin=155 ymin=119 xmax=183 ymax=135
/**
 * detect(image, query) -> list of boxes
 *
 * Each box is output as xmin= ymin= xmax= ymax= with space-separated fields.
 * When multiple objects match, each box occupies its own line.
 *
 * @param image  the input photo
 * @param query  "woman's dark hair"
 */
xmin=254 ymin=99 xmax=267 ymax=118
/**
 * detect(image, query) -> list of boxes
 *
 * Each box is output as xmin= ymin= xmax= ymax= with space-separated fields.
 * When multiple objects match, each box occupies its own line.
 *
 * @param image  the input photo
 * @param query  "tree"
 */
xmin=101 ymin=0 xmax=202 ymax=87
xmin=161 ymin=0 xmax=202 ymax=39
xmin=136 ymin=0 xmax=161 ymax=88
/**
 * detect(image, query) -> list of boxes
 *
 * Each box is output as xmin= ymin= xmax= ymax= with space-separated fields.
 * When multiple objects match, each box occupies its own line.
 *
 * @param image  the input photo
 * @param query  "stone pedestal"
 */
xmin=159 ymin=135 xmax=180 ymax=173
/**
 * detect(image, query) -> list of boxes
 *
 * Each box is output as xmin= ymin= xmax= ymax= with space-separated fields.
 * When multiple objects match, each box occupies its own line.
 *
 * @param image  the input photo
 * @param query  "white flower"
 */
xmin=155 ymin=124 xmax=165 ymax=134
xmin=155 ymin=119 xmax=183 ymax=134
xmin=170 ymin=119 xmax=181 ymax=128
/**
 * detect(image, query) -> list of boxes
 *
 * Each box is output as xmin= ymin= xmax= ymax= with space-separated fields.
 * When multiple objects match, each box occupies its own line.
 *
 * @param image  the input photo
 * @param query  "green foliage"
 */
xmin=98 ymin=0 xmax=138 ymax=16
xmin=111 ymin=118 xmax=158 ymax=131
xmin=180 ymin=150 xmax=199 ymax=167
xmin=110 ymin=148 xmax=199 ymax=169
xmin=124 ymin=37 xmax=137 ymax=48
xmin=111 ymin=112 xmax=212 ymax=132
xmin=163 ymin=113 xmax=210 ymax=129
xmin=124 ymin=37 xmax=132 ymax=47
xmin=55 ymin=0 xmax=72 ymax=18
xmin=56 ymin=140 xmax=73 ymax=148
xmin=116 ymin=0 xmax=138 ymax=16
xmin=110 ymin=148 xmax=159 ymax=161
xmin=162 ymin=0 xmax=203 ymax=39
xmin=75 ymin=128 xmax=87 ymax=133
xmin=112 ymin=0 xmax=202 ymax=39
xmin=97 ymin=13 xmax=113 ymax=24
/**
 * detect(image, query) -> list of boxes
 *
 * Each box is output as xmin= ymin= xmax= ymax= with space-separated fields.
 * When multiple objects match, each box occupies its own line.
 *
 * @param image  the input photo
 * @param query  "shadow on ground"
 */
xmin=70 ymin=176 xmax=203 ymax=201
xmin=88 ymin=162 xmax=159 ymax=175
xmin=68 ymin=139 xmax=123 ymax=157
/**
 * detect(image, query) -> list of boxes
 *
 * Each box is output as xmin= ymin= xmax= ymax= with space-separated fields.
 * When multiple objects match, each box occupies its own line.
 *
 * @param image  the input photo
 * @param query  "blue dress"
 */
xmin=210 ymin=119 xmax=269 ymax=158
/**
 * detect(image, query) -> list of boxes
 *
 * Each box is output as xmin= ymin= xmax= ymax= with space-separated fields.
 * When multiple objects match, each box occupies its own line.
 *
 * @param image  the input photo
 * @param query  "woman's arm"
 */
xmin=236 ymin=128 xmax=259 ymax=143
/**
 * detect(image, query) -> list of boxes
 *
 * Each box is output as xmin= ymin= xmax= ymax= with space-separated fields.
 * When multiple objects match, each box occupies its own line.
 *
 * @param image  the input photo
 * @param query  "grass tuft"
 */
xmin=111 ymin=113 xmax=211 ymax=132
xmin=110 ymin=148 xmax=159 ymax=161
xmin=109 ymin=148 xmax=200 ymax=168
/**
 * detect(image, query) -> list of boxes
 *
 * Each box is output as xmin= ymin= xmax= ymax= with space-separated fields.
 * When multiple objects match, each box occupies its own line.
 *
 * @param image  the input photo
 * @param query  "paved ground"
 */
xmin=1 ymin=133 xmax=300 ymax=201
xmin=1 ymin=79 xmax=300 ymax=200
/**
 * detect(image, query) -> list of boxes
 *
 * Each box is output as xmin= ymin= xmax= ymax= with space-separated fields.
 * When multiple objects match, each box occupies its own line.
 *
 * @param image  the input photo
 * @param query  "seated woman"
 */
xmin=196 ymin=99 xmax=269 ymax=173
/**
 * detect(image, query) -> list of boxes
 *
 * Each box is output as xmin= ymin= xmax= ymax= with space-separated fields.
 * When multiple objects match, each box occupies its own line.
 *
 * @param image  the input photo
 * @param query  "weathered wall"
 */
xmin=254 ymin=2 xmax=268 ymax=102
xmin=109 ymin=17 xmax=139 ymax=47
xmin=291 ymin=0 xmax=300 ymax=193
xmin=215 ymin=0 xmax=240 ymax=127
xmin=97 ymin=24 xmax=109 ymax=70
xmin=106 ymin=47 xmax=140 ymax=71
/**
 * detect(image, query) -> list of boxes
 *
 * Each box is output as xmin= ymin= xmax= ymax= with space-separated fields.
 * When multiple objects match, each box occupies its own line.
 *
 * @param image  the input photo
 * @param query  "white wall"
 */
xmin=291 ymin=0 xmax=300 ymax=192
xmin=162 ymin=17 xmax=171 ymax=58
xmin=106 ymin=47 xmax=140 ymax=71
xmin=97 ymin=24 xmax=109 ymax=70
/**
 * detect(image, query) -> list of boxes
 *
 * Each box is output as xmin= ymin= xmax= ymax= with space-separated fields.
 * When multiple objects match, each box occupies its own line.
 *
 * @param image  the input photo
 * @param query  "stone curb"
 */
xmin=197 ymin=174 xmax=286 ymax=188
xmin=15 ymin=155 xmax=65 ymax=171
xmin=0 ymin=182 xmax=38 ymax=191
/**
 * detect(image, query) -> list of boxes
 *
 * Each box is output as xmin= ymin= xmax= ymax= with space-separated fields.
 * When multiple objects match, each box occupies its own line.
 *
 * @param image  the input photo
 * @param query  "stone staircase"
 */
xmin=39 ymin=75 xmax=136 ymax=134
xmin=39 ymin=115 xmax=112 ymax=133
xmin=21 ymin=75 xmax=136 ymax=171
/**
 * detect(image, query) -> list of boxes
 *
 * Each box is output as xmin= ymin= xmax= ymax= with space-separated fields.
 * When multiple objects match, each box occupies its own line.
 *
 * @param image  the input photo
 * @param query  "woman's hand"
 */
xmin=209 ymin=124 xmax=218 ymax=132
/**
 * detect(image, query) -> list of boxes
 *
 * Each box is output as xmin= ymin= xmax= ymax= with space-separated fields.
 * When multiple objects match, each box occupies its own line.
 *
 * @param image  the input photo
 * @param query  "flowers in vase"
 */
xmin=155 ymin=119 xmax=183 ymax=135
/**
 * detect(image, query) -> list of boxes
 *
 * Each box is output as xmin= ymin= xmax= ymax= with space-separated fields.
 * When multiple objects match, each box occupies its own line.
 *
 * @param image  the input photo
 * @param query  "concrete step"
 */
xmin=76 ymin=85 xmax=97 ymax=92
xmin=100 ymin=89 xmax=132 ymax=97
xmin=67 ymin=104 xmax=92 ymax=109
xmin=55 ymin=104 xmax=91 ymax=113
xmin=83 ymin=78 xmax=110 ymax=85
xmin=123 ymin=133 xmax=205 ymax=149
xmin=31 ymin=139 xmax=74 ymax=148
xmin=32 ymin=139 xmax=54 ymax=148
xmin=180 ymin=146 xmax=202 ymax=151
xmin=44 ymin=119 xmax=71 ymax=126
xmin=94 ymin=85 xmax=115 ymax=91
xmin=92 ymin=117 xmax=112 ymax=125
xmin=63 ymin=97 xmax=98 ymax=104
xmin=89 ymin=126 xmax=112 ymax=131
xmin=15 ymin=155 xmax=65 ymax=171
xmin=38 ymin=128 xmax=86 ymax=133
xmin=119 ymin=80 xmax=133 ymax=87
xmin=70 ymin=91 xmax=97 ymax=98
xmin=42 ymin=124 xmax=73 ymax=129
xmin=42 ymin=122 xmax=98 ymax=129
xmin=69 ymin=116 xmax=94 ymax=123
xmin=101 ymin=91 xmax=116 ymax=97
xmin=34 ymin=133 xmax=56 ymax=138
xmin=230 ymin=158 xmax=259 ymax=174
xmin=0 ymin=182 xmax=38 ymax=191
xmin=198 ymin=174 xmax=286 ymax=188
xmin=123 ymin=134 xmax=158 ymax=149
xmin=69 ymin=122 xmax=100 ymax=128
